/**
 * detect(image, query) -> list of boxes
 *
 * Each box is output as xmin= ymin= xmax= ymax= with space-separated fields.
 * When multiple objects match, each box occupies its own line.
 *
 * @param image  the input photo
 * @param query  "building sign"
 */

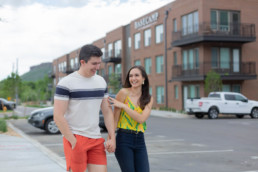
xmin=134 ymin=12 xmax=159 ymax=29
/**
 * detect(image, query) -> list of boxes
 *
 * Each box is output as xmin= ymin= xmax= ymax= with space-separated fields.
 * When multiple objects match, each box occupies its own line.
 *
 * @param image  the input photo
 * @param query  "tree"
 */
xmin=204 ymin=70 xmax=222 ymax=94
xmin=108 ymin=73 xmax=121 ymax=94
xmin=0 ymin=73 xmax=22 ymax=100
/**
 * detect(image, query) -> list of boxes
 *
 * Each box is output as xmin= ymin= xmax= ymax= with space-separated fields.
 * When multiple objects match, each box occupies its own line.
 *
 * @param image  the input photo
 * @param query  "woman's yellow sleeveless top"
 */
xmin=117 ymin=96 xmax=147 ymax=132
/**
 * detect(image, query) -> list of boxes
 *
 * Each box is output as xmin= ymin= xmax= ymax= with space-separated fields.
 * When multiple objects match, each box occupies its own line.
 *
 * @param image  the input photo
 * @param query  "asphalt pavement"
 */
xmin=0 ymin=110 xmax=188 ymax=172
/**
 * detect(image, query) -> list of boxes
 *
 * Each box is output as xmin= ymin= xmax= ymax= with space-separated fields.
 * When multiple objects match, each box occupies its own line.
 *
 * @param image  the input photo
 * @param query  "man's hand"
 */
xmin=105 ymin=137 xmax=116 ymax=153
xmin=70 ymin=136 xmax=77 ymax=150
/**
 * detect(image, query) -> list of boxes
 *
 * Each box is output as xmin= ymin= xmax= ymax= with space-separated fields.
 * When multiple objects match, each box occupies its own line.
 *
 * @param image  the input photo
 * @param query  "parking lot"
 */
xmin=7 ymin=113 xmax=258 ymax=172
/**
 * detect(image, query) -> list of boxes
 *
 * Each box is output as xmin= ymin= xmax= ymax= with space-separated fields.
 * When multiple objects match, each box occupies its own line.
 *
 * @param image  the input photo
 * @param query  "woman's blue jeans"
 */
xmin=115 ymin=130 xmax=150 ymax=172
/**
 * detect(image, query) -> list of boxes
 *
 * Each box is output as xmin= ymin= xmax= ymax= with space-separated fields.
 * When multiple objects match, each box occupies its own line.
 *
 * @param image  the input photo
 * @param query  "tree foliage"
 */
xmin=0 ymin=73 xmax=53 ymax=104
xmin=204 ymin=70 xmax=222 ymax=94
xmin=108 ymin=73 xmax=121 ymax=94
xmin=0 ymin=73 xmax=22 ymax=100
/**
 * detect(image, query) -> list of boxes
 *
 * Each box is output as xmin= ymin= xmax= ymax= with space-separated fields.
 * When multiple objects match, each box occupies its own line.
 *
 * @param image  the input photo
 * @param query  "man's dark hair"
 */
xmin=79 ymin=44 xmax=103 ymax=64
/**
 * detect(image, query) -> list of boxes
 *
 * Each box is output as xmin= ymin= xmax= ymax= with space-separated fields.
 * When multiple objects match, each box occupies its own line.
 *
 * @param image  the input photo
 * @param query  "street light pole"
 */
xmin=164 ymin=9 xmax=170 ymax=108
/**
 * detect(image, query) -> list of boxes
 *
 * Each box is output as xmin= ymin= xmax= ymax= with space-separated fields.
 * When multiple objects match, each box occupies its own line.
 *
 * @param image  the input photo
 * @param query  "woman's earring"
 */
xmin=142 ymin=80 xmax=145 ymax=85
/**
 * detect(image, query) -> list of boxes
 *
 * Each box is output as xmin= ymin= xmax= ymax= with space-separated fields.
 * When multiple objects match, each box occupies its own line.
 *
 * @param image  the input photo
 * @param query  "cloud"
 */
xmin=0 ymin=0 xmax=173 ymax=80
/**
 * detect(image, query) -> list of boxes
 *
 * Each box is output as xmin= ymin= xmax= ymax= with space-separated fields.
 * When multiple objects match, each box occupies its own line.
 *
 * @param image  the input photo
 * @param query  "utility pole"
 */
xmin=15 ymin=58 xmax=19 ymax=105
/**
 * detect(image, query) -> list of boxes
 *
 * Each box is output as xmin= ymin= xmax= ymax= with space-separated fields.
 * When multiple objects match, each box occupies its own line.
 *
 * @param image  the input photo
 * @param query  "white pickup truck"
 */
xmin=185 ymin=92 xmax=258 ymax=119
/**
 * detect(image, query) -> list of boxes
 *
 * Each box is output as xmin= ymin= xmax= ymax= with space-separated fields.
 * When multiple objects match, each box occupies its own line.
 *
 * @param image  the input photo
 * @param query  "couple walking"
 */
xmin=54 ymin=44 xmax=153 ymax=172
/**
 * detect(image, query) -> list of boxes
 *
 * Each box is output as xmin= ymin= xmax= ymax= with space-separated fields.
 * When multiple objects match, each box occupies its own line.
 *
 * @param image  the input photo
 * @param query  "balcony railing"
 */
xmin=64 ymin=64 xmax=79 ymax=74
xmin=172 ymin=22 xmax=256 ymax=47
xmin=103 ymin=49 xmax=122 ymax=63
xmin=172 ymin=61 xmax=256 ymax=81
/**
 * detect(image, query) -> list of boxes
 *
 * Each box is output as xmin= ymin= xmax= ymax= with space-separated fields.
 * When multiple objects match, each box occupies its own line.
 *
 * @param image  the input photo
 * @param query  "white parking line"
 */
xmin=107 ymin=149 xmax=234 ymax=157
xmin=251 ymin=156 xmax=258 ymax=160
xmin=148 ymin=149 xmax=234 ymax=155
xmin=242 ymin=171 xmax=258 ymax=172
xmin=147 ymin=139 xmax=184 ymax=143
xmin=44 ymin=143 xmax=63 ymax=146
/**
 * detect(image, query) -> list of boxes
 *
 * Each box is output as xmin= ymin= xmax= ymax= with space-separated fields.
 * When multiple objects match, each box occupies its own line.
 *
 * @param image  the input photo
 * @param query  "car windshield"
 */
xmin=0 ymin=98 xmax=8 ymax=103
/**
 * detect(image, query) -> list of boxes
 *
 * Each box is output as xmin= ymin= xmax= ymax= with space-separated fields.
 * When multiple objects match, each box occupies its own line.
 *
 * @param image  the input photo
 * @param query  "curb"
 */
xmin=7 ymin=122 xmax=66 ymax=170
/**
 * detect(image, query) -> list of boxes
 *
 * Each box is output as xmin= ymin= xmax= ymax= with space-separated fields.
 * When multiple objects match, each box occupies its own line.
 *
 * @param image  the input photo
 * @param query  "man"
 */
xmin=54 ymin=44 xmax=115 ymax=172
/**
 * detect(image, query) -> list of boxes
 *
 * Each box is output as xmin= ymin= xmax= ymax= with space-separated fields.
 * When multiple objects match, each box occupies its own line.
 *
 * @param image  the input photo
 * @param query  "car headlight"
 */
xmin=32 ymin=112 xmax=45 ymax=118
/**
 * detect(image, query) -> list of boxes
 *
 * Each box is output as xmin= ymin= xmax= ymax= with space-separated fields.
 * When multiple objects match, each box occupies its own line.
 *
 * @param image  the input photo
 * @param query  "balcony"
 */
xmin=172 ymin=22 xmax=256 ymax=47
xmin=171 ymin=61 xmax=256 ymax=81
xmin=103 ymin=49 xmax=122 ymax=63
xmin=64 ymin=65 xmax=79 ymax=74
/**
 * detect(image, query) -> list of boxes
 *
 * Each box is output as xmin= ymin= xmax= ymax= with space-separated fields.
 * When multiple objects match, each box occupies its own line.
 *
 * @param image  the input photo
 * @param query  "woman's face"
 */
xmin=129 ymin=68 xmax=144 ymax=88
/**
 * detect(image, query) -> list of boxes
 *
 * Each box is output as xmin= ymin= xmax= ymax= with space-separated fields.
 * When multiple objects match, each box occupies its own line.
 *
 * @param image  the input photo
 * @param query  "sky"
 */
xmin=0 ymin=0 xmax=173 ymax=81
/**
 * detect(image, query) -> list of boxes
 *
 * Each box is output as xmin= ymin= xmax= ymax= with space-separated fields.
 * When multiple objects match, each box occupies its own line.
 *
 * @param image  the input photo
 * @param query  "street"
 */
xmin=8 ymin=113 xmax=258 ymax=172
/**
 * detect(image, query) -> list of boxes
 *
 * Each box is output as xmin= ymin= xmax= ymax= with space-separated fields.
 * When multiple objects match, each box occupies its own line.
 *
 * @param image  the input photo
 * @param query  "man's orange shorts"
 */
xmin=63 ymin=134 xmax=107 ymax=172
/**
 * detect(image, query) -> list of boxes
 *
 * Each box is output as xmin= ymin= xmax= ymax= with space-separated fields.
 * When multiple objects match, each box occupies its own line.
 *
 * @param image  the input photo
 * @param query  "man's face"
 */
xmin=80 ymin=56 xmax=101 ymax=77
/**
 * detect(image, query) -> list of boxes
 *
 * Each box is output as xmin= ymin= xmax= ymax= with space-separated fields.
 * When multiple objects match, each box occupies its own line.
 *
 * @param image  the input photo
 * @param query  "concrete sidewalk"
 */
xmin=0 ymin=123 xmax=66 ymax=172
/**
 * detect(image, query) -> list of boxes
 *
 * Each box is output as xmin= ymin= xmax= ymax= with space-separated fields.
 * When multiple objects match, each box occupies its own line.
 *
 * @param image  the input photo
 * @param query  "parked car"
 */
xmin=28 ymin=94 xmax=116 ymax=134
xmin=0 ymin=98 xmax=16 ymax=110
xmin=185 ymin=92 xmax=258 ymax=119
xmin=28 ymin=107 xmax=59 ymax=134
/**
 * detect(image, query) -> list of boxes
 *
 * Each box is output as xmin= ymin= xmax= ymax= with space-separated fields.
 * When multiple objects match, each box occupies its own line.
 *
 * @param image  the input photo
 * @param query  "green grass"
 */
xmin=0 ymin=119 xmax=7 ymax=132
xmin=25 ymin=105 xmax=49 ymax=108
xmin=0 ymin=110 xmax=13 ymax=113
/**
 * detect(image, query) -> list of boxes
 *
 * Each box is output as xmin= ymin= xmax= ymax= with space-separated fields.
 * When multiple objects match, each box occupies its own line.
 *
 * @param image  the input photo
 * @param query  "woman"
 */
xmin=108 ymin=65 xmax=153 ymax=172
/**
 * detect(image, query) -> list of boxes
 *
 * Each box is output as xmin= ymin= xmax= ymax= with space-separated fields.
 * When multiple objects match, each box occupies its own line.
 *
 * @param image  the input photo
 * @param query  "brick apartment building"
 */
xmin=51 ymin=0 xmax=258 ymax=110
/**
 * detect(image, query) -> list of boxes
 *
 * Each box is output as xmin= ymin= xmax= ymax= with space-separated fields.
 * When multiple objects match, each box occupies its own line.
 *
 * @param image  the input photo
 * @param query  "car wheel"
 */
xmin=45 ymin=118 xmax=60 ymax=134
xmin=250 ymin=108 xmax=258 ymax=118
xmin=195 ymin=114 xmax=204 ymax=119
xmin=208 ymin=107 xmax=219 ymax=119
xmin=236 ymin=115 xmax=244 ymax=118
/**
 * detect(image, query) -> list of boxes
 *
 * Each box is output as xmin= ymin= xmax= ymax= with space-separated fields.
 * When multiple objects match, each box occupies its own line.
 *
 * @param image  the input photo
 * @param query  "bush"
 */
xmin=0 ymin=119 xmax=7 ymax=132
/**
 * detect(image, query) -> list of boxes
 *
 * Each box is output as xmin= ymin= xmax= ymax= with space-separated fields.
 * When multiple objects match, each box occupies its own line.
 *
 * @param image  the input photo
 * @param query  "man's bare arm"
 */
xmin=101 ymin=97 xmax=116 ymax=152
xmin=54 ymin=99 xmax=76 ymax=149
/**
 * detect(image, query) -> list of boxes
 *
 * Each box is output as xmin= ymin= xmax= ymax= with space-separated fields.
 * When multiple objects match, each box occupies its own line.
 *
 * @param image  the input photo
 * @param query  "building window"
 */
xmin=149 ymin=87 xmax=152 ymax=95
xmin=115 ymin=64 xmax=121 ymax=74
xmin=134 ymin=32 xmax=141 ymax=49
xmin=156 ymin=55 xmax=163 ymax=74
xmin=108 ymin=65 xmax=113 ymax=76
xmin=222 ymin=85 xmax=231 ymax=92
xmin=144 ymin=29 xmax=151 ymax=47
xmin=101 ymin=48 xmax=105 ymax=59
xmin=114 ymin=40 xmax=121 ymax=57
xmin=182 ymin=48 xmax=199 ymax=70
xmin=156 ymin=86 xmax=164 ymax=104
xmin=63 ymin=62 xmax=67 ymax=72
xmin=128 ymin=37 xmax=131 ymax=48
xmin=101 ymin=69 xmax=105 ymax=76
xmin=232 ymin=85 xmax=241 ymax=93
xmin=75 ymin=57 xmax=79 ymax=69
xmin=182 ymin=11 xmax=198 ymax=36
xmin=174 ymin=85 xmax=178 ymax=99
xmin=173 ymin=18 xmax=177 ymax=32
xmin=186 ymin=85 xmax=200 ymax=98
xmin=144 ymin=57 xmax=152 ymax=75
xmin=211 ymin=10 xmax=240 ymax=32
xmin=173 ymin=52 xmax=177 ymax=65
xmin=155 ymin=24 xmax=163 ymax=44
xmin=222 ymin=84 xmax=241 ymax=93
xmin=135 ymin=60 xmax=141 ymax=66
xmin=108 ymin=43 xmax=113 ymax=57
xmin=70 ymin=58 xmax=74 ymax=69
xmin=212 ymin=47 xmax=239 ymax=70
